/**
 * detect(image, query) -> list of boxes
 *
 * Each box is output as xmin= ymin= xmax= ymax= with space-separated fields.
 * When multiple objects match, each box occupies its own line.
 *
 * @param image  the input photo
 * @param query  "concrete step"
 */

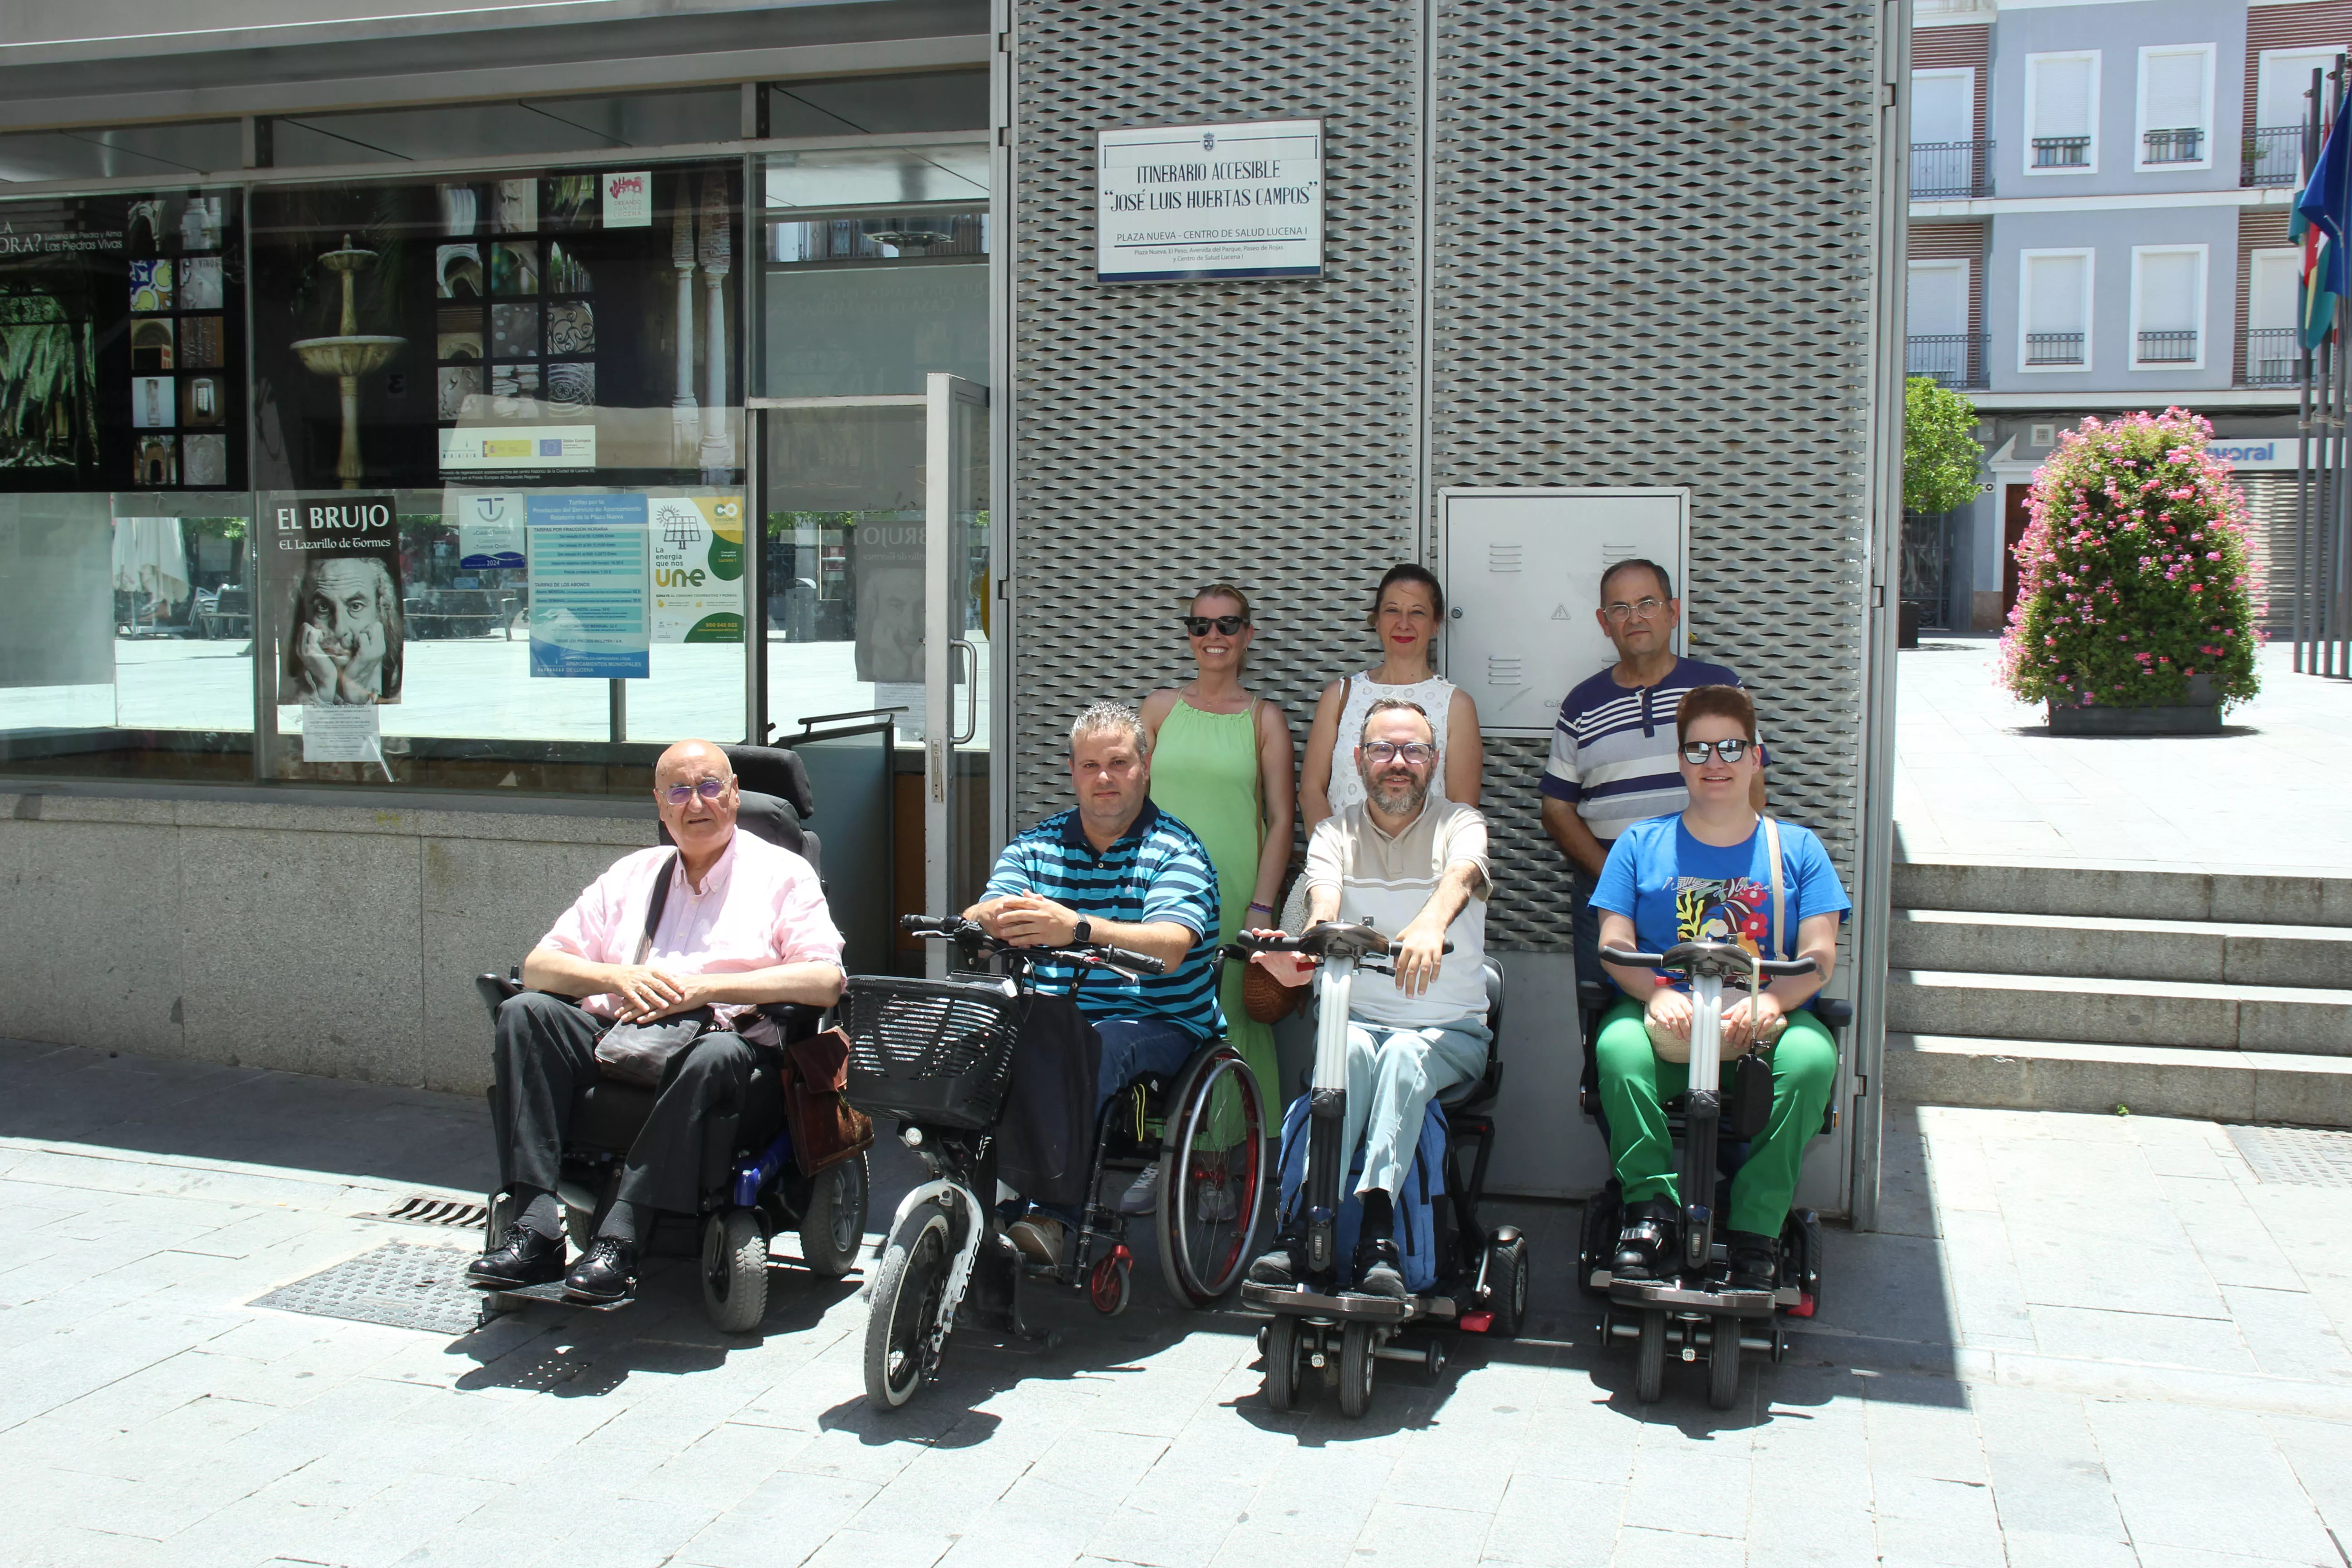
xmin=1891 ymin=909 xmax=2352 ymax=990
xmin=1886 ymin=1033 xmax=2352 ymax=1127
xmin=1887 ymin=969 xmax=2352 ymax=1055
xmin=1895 ymin=860 xmax=2352 ymax=928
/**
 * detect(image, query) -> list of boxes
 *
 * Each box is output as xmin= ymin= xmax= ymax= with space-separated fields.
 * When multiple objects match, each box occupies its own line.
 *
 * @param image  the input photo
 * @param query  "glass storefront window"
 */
xmin=765 ymin=72 xmax=989 ymax=138
xmin=0 ymin=122 xmax=245 ymax=186
xmin=270 ymin=91 xmax=743 ymax=169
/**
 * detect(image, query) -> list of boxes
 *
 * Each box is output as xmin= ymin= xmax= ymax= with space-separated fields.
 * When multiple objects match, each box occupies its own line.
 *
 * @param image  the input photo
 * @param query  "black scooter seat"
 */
xmin=1607 ymin=1278 xmax=1776 ymax=1315
xmin=1241 ymin=1280 xmax=1423 ymax=1323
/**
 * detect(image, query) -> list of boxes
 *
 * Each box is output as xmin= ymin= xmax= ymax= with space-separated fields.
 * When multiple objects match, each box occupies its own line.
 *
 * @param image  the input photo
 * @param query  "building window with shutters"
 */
xmin=2019 ymin=248 xmax=2093 ymax=371
xmin=2250 ymin=47 xmax=2342 ymax=187
xmin=1911 ymin=67 xmax=1989 ymax=198
xmin=2136 ymin=44 xmax=2214 ymax=170
xmin=2025 ymin=51 xmax=2099 ymax=174
xmin=2130 ymin=245 xmax=2206 ymax=370
xmin=2245 ymin=247 xmax=2302 ymax=386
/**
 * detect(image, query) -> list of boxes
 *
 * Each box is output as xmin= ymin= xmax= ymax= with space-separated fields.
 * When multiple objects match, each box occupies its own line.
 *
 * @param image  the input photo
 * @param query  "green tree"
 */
xmin=1903 ymin=375 xmax=1983 ymax=517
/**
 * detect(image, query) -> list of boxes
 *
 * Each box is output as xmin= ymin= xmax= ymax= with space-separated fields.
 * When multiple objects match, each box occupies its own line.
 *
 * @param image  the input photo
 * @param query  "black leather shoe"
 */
xmin=1725 ymin=1230 xmax=1779 ymax=1292
xmin=1349 ymin=1237 xmax=1408 ymax=1301
xmin=1246 ymin=1246 xmax=1297 ymax=1288
xmin=1611 ymin=1199 xmax=1679 ymax=1282
xmin=564 ymin=1236 xmax=638 ymax=1303
xmin=467 ymin=1223 xmax=565 ymax=1290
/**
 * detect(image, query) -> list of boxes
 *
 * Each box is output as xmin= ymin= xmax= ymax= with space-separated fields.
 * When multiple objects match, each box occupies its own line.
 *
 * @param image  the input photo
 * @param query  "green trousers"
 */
xmin=1593 ymin=997 xmax=1838 ymax=1237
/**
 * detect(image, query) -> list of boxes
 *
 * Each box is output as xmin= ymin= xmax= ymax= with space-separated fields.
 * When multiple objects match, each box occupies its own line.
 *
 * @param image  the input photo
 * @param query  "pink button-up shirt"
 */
xmin=539 ymin=828 xmax=843 ymax=1027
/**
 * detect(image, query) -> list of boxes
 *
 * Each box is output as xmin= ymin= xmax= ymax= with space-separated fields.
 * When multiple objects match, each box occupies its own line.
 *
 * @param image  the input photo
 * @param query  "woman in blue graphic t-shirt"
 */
xmin=1588 ymin=684 xmax=1852 ymax=1293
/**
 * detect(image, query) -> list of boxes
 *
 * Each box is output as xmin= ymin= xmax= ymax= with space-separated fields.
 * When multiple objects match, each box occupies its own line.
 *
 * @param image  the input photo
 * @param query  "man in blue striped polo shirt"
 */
xmin=967 ymin=700 xmax=1222 ymax=1260
xmin=1539 ymin=559 xmax=1764 ymax=985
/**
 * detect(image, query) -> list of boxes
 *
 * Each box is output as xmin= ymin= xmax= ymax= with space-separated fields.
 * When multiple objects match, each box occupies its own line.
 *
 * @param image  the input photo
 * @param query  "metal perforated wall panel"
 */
xmin=1011 ymin=0 xmax=1882 ymax=952
xmin=1426 ymin=1 xmax=1878 ymax=945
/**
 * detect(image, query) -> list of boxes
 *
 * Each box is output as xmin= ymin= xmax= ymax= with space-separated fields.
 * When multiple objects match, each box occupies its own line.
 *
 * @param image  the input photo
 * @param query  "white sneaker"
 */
xmin=1192 ymin=1180 xmax=1239 ymax=1224
xmin=1118 ymin=1162 xmax=1161 ymax=1215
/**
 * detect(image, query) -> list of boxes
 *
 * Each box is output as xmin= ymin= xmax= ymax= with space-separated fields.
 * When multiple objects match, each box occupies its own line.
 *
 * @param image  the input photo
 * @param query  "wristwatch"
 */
xmin=1073 ymin=917 xmax=1094 ymax=945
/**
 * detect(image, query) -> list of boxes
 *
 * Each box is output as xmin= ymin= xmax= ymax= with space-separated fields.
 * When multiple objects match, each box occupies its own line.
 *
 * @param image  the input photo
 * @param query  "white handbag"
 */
xmin=1646 ymin=815 xmax=1786 ymax=1064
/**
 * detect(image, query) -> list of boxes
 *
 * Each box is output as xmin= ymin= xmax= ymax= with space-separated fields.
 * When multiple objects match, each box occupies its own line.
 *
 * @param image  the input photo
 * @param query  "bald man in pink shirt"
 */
xmin=470 ymin=739 xmax=846 ymax=1305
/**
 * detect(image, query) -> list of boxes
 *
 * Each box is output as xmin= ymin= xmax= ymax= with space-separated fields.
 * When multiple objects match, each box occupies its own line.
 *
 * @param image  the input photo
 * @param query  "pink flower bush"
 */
xmin=1996 ymin=409 xmax=2262 ymax=710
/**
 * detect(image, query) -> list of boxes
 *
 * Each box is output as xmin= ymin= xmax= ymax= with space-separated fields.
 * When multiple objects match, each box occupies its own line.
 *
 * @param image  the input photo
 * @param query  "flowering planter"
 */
xmin=2047 ymin=674 xmax=2220 ymax=735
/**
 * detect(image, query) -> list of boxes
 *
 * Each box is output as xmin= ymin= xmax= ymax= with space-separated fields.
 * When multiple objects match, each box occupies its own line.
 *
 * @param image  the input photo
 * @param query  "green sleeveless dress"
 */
xmin=1149 ymin=699 xmax=1278 ymax=1098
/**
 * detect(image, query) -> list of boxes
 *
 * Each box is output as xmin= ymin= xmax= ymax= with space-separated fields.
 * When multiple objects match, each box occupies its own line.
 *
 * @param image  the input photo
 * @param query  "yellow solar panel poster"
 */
xmin=650 ymin=493 xmax=746 ymax=643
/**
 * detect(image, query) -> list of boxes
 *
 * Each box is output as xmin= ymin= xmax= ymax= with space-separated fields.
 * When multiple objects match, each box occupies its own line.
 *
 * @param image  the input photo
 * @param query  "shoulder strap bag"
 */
xmin=593 ymin=850 xmax=718 ymax=1089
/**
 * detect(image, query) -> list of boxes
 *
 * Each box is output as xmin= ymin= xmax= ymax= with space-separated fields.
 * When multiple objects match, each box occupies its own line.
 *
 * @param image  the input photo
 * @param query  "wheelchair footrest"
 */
xmin=1607 ymin=1279 xmax=1776 ymax=1315
xmin=475 ymin=1278 xmax=634 ymax=1313
xmin=1590 ymin=1268 xmax=1805 ymax=1312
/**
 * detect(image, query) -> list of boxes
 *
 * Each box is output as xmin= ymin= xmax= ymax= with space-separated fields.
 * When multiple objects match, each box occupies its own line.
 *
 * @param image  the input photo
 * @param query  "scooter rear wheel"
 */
xmin=1707 ymin=1313 xmax=1742 ymax=1411
xmin=1263 ymin=1314 xmax=1301 ymax=1413
xmin=1338 ymin=1321 xmax=1377 ymax=1420
xmin=1634 ymin=1309 xmax=1666 ymax=1403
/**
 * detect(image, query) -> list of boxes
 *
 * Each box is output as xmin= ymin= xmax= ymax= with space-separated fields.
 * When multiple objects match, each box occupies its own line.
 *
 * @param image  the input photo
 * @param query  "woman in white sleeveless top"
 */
xmin=1300 ymin=563 xmax=1485 ymax=828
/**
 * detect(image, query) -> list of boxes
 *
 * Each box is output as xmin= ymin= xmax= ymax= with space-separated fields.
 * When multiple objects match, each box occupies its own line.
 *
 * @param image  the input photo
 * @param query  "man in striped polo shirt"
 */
xmin=1539 ymin=559 xmax=1764 ymax=985
xmin=967 ymin=701 xmax=1222 ymax=1262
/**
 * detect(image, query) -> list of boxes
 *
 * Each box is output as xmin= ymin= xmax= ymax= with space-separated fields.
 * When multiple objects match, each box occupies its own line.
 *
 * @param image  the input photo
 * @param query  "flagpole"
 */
xmin=2334 ymin=58 xmax=2350 ymax=676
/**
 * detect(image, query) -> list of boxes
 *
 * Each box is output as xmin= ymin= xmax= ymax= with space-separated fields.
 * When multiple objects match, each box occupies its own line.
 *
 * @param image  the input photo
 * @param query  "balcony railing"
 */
xmin=2142 ymin=127 xmax=2205 ymax=165
xmin=1910 ymin=139 xmax=1995 ymax=198
xmin=2244 ymin=125 xmax=2304 ymax=188
xmin=2025 ymin=331 xmax=2086 ymax=365
xmin=1906 ymin=333 xmax=1989 ymax=389
xmin=2032 ymin=135 xmax=2092 ymax=168
xmin=2242 ymin=327 xmax=2303 ymax=387
xmin=2136 ymin=329 xmax=2199 ymax=364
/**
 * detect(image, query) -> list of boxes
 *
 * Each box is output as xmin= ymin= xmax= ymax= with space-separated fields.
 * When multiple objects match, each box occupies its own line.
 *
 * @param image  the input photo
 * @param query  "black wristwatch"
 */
xmin=1073 ymin=917 xmax=1094 ymax=945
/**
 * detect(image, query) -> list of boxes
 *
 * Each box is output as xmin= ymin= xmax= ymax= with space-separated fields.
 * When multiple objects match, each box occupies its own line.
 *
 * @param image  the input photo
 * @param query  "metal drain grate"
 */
xmin=250 ymin=1241 xmax=488 ymax=1335
xmin=2228 ymin=1126 xmax=2352 ymax=1188
xmin=357 ymin=1194 xmax=490 ymax=1230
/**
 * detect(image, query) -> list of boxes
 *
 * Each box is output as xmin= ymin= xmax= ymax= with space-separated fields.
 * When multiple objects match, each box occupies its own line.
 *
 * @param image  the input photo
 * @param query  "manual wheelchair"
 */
xmin=847 ymin=914 xmax=1268 ymax=1409
xmin=471 ymin=743 xmax=871 ymax=1333
xmin=1572 ymin=944 xmax=1850 ymax=1408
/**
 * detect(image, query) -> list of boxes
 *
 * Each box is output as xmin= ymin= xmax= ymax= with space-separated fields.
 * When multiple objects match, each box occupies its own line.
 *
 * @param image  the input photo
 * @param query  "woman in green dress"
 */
xmin=1138 ymin=583 xmax=1294 ymax=1193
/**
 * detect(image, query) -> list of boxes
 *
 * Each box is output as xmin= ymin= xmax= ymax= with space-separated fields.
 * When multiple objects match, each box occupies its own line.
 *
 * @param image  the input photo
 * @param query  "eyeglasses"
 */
xmin=1603 ymin=596 xmax=1668 ymax=623
xmin=661 ymin=779 xmax=730 ymax=806
xmin=1679 ymin=738 xmax=1753 ymax=764
xmin=1364 ymin=741 xmax=1436 ymax=765
xmin=1181 ymin=615 xmax=1249 ymax=637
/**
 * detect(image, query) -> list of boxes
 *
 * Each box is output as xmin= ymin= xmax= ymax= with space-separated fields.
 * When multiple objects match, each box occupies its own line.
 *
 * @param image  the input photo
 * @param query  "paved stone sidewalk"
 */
xmin=1 ymin=1037 xmax=2348 ymax=1568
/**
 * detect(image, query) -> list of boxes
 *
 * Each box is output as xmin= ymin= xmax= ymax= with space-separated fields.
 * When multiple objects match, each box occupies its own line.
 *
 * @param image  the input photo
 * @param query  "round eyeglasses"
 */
xmin=1603 ymin=596 xmax=1668 ymax=623
xmin=1679 ymin=739 xmax=1753 ymax=765
xmin=1364 ymin=740 xmax=1436 ymax=765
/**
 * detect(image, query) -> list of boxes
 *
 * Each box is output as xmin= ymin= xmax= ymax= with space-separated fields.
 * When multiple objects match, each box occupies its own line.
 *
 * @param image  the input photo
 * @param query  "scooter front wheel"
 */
xmin=864 ymin=1211 xmax=951 ymax=1409
xmin=1263 ymin=1314 xmax=1302 ymax=1413
xmin=1338 ymin=1321 xmax=1377 ymax=1420
xmin=1707 ymin=1313 xmax=1742 ymax=1411
xmin=1634 ymin=1309 xmax=1666 ymax=1403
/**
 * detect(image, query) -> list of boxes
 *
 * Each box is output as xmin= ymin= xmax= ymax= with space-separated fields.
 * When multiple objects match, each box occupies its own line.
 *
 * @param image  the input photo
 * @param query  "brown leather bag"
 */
xmin=783 ymin=1025 xmax=874 ymax=1176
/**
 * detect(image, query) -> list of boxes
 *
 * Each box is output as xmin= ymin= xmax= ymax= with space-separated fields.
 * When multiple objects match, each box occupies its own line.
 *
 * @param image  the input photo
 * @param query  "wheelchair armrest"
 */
xmin=758 ymin=1000 xmax=826 ymax=1044
xmin=1811 ymin=996 xmax=1853 ymax=1033
xmin=475 ymin=972 xmax=523 ymax=1022
xmin=1575 ymin=980 xmax=1613 ymax=1013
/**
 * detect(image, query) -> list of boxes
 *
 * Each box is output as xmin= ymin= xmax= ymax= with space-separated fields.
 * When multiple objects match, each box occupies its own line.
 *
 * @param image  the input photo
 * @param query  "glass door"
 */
xmin=924 ymin=373 xmax=990 ymax=974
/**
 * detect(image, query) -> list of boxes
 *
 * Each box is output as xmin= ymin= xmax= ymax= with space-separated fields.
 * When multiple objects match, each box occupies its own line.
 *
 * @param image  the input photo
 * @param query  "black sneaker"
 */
xmin=467 ymin=1222 xmax=565 ymax=1290
xmin=1246 ymin=1246 xmax=1297 ymax=1288
xmin=1610 ymin=1199 xmax=1678 ymax=1283
xmin=1349 ymin=1237 xmax=1408 ymax=1301
xmin=563 ymin=1236 xmax=638 ymax=1304
xmin=1725 ymin=1230 xmax=1779 ymax=1292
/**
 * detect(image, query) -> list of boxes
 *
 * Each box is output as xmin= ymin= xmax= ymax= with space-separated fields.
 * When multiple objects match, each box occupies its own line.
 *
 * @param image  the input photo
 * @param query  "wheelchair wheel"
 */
xmin=864 ymin=1211 xmax=951 ymax=1409
xmin=1338 ymin=1322 xmax=1377 ymax=1420
xmin=799 ymin=1152 xmax=869 ymax=1280
xmin=1485 ymin=1235 xmax=1529 ymax=1339
xmin=1634 ymin=1309 xmax=1666 ymax=1403
xmin=1263 ymin=1315 xmax=1302 ymax=1413
xmin=1708 ymin=1313 xmax=1742 ymax=1411
xmin=701 ymin=1210 xmax=769 ymax=1334
xmin=1154 ymin=1046 xmax=1267 ymax=1306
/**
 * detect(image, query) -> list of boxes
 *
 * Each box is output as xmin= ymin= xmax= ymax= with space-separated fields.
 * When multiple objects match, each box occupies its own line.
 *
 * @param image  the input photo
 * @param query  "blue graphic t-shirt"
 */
xmin=1590 ymin=815 xmax=1851 ymax=991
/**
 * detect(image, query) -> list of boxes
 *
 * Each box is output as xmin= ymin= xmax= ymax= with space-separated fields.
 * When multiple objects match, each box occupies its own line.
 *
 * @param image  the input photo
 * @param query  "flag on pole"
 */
xmin=2294 ymin=88 xmax=2352 ymax=349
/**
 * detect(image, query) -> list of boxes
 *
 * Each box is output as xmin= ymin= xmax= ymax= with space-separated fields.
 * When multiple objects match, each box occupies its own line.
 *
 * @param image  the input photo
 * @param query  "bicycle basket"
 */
xmin=842 ymin=974 xmax=1025 ymax=1130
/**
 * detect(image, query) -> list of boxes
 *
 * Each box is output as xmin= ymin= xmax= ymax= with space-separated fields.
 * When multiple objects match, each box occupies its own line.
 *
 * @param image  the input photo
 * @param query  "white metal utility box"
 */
xmin=1437 ymin=487 xmax=1690 ymax=737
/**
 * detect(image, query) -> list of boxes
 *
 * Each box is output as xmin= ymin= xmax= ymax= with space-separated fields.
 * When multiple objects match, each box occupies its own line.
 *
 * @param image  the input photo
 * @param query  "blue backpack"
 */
xmin=1275 ymin=1091 xmax=1448 ymax=1294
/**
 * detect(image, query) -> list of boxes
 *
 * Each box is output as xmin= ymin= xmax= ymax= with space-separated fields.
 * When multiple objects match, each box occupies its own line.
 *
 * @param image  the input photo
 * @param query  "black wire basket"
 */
xmin=841 ymin=974 xmax=1026 ymax=1130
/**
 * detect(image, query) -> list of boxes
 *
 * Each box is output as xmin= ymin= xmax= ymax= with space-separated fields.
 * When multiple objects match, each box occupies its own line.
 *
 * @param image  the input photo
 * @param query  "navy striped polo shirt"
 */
xmin=983 ymin=800 xmax=1224 ymax=1038
xmin=1539 ymin=657 xmax=1759 ymax=843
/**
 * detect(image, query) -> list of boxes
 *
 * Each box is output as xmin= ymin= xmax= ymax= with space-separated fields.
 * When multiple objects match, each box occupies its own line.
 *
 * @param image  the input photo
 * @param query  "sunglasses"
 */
xmin=1680 ymin=738 xmax=1754 ymax=764
xmin=1364 ymin=740 xmax=1436 ymax=765
xmin=1181 ymin=615 xmax=1249 ymax=637
xmin=661 ymin=779 xmax=730 ymax=806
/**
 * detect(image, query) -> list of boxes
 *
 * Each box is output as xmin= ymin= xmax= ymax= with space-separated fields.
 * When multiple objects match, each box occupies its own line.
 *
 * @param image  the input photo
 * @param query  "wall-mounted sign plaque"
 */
xmin=1096 ymin=118 xmax=1323 ymax=284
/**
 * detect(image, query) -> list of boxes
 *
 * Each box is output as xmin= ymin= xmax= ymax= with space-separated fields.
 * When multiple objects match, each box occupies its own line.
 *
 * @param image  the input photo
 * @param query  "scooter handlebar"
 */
xmin=1235 ymin=921 xmax=1451 ymax=960
xmin=898 ymin=912 xmax=1165 ymax=976
xmin=1599 ymin=941 xmax=1818 ymax=980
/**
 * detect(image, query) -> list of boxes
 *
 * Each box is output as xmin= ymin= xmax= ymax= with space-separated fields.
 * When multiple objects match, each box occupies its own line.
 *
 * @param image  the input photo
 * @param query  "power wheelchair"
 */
xmin=472 ymin=743 xmax=871 ymax=1333
xmin=847 ymin=915 xmax=1269 ymax=1409
xmin=1238 ymin=923 xmax=1526 ymax=1421
xmin=1572 ymin=947 xmax=1851 ymax=1408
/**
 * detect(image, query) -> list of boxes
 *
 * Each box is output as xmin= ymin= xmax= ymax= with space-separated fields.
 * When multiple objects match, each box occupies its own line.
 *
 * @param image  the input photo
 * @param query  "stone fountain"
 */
xmin=290 ymin=235 xmax=405 ymax=489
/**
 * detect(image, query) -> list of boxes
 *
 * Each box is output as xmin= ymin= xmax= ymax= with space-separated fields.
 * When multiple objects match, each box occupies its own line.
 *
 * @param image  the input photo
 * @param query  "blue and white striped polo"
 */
xmin=1539 ymin=657 xmax=1757 ymax=843
xmin=982 ymin=800 xmax=1224 ymax=1038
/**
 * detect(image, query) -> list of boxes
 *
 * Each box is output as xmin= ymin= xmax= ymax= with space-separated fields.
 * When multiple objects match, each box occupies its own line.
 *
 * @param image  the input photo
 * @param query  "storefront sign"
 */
xmin=438 ymin=425 xmax=597 ymax=472
xmin=265 ymin=494 xmax=405 ymax=706
xmin=451 ymin=491 xmax=526 ymax=569
xmin=2207 ymin=440 xmax=2306 ymax=471
xmin=1096 ymin=119 xmax=1322 ymax=283
xmin=650 ymin=494 xmax=747 ymax=642
xmin=603 ymin=172 xmax=652 ymax=229
xmin=526 ymin=494 xmax=650 ymax=678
